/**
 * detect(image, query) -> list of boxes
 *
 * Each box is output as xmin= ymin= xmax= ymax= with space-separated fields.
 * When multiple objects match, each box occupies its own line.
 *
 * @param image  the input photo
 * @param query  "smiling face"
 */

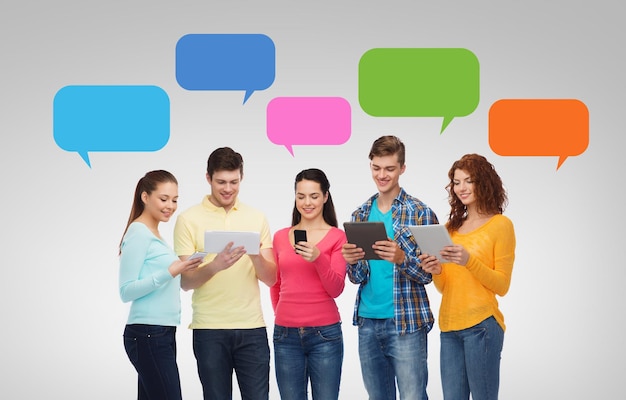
xmin=452 ymin=168 xmax=476 ymax=208
xmin=295 ymin=179 xmax=328 ymax=223
xmin=207 ymin=169 xmax=241 ymax=212
xmin=142 ymin=181 xmax=178 ymax=223
xmin=370 ymin=154 xmax=405 ymax=196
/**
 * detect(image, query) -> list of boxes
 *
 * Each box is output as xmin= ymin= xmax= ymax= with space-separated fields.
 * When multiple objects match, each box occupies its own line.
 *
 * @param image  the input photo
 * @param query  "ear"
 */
xmin=324 ymin=191 xmax=329 ymax=203
xmin=400 ymin=164 xmax=407 ymax=175
xmin=141 ymin=191 xmax=149 ymax=204
xmin=205 ymin=172 xmax=211 ymax=184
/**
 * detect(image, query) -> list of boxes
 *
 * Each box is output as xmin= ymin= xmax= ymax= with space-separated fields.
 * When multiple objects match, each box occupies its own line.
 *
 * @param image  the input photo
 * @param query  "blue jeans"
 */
xmin=273 ymin=322 xmax=343 ymax=400
xmin=357 ymin=317 xmax=429 ymax=400
xmin=193 ymin=328 xmax=270 ymax=400
xmin=123 ymin=324 xmax=182 ymax=400
xmin=440 ymin=316 xmax=504 ymax=400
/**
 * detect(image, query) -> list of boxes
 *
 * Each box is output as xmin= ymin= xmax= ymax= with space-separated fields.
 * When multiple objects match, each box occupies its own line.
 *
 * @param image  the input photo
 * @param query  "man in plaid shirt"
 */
xmin=342 ymin=135 xmax=438 ymax=400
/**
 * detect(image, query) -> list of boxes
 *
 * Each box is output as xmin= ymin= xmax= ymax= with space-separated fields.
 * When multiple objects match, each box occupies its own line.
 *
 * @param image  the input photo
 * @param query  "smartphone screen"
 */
xmin=294 ymin=229 xmax=307 ymax=244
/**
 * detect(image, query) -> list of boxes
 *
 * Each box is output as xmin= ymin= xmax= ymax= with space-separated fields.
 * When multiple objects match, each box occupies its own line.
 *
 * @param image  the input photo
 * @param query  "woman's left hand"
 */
xmin=295 ymin=241 xmax=320 ymax=262
xmin=440 ymin=244 xmax=470 ymax=266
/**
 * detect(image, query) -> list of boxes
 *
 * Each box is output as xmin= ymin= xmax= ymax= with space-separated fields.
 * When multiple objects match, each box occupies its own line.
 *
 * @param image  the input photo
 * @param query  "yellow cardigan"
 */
xmin=432 ymin=214 xmax=516 ymax=332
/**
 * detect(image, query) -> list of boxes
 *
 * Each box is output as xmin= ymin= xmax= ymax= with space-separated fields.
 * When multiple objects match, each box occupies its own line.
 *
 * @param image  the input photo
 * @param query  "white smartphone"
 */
xmin=187 ymin=251 xmax=208 ymax=261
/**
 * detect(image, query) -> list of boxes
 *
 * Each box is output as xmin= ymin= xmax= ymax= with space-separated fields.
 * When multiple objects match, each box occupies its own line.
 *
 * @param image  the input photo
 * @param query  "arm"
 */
xmin=180 ymin=243 xmax=246 ymax=291
xmin=465 ymin=219 xmax=516 ymax=296
xmin=250 ymin=247 xmax=277 ymax=287
xmin=119 ymin=227 xmax=173 ymax=303
xmin=393 ymin=202 xmax=439 ymax=284
xmin=439 ymin=217 xmax=516 ymax=296
xmin=419 ymin=253 xmax=446 ymax=294
xmin=394 ymin=229 xmax=432 ymax=284
xmin=311 ymin=234 xmax=347 ymax=298
xmin=270 ymin=263 xmax=281 ymax=311
xmin=249 ymin=216 xmax=278 ymax=287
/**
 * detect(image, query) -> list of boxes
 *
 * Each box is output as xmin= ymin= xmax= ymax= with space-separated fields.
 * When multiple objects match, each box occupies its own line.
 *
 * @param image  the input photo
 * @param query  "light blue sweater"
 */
xmin=119 ymin=222 xmax=181 ymax=326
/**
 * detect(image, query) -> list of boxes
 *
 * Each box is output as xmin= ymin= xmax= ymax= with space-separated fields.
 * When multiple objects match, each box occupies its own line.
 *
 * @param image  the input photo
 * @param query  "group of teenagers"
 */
xmin=118 ymin=135 xmax=516 ymax=400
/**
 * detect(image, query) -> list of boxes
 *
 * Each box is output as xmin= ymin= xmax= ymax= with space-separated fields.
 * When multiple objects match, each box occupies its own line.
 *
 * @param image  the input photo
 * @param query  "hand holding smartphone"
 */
xmin=294 ymin=229 xmax=307 ymax=253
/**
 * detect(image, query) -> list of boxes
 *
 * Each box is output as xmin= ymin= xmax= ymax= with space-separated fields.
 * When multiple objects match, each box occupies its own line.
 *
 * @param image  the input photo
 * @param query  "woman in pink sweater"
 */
xmin=271 ymin=168 xmax=347 ymax=400
xmin=419 ymin=154 xmax=516 ymax=400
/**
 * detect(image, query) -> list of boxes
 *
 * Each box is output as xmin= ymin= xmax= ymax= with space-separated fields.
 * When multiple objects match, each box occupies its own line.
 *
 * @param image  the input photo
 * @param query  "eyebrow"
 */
xmin=296 ymin=191 xmax=322 ymax=196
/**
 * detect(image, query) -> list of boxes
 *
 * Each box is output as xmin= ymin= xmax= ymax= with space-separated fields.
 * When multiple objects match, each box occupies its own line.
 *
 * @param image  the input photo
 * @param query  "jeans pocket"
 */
xmin=272 ymin=325 xmax=288 ymax=343
xmin=318 ymin=323 xmax=342 ymax=341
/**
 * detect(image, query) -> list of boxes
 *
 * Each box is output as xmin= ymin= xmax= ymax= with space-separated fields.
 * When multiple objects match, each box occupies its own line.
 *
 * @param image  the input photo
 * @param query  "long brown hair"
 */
xmin=291 ymin=168 xmax=338 ymax=227
xmin=446 ymin=154 xmax=507 ymax=232
xmin=118 ymin=170 xmax=178 ymax=254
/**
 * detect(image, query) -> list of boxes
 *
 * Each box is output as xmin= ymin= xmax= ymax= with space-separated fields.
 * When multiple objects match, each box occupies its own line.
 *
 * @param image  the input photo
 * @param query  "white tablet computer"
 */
xmin=407 ymin=224 xmax=454 ymax=263
xmin=204 ymin=231 xmax=260 ymax=255
xmin=343 ymin=221 xmax=388 ymax=260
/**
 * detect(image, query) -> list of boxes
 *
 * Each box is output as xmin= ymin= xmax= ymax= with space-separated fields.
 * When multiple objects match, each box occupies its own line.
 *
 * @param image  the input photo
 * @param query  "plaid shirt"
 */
xmin=347 ymin=188 xmax=439 ymax=334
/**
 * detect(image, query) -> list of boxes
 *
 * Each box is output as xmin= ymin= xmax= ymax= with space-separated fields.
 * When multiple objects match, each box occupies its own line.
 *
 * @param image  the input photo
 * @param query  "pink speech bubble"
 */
xmin=267 ymin=97 xmax=351 ymax=156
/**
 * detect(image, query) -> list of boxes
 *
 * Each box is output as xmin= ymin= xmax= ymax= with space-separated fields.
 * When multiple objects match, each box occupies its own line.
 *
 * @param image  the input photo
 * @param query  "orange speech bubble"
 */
xmin=489 ymin=99 xmax=589 ymax=170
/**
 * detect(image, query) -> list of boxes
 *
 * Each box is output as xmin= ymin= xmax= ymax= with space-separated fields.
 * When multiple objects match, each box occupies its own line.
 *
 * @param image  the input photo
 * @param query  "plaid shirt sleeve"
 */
xmin=392 ymin=189 xmax=439 ymax=334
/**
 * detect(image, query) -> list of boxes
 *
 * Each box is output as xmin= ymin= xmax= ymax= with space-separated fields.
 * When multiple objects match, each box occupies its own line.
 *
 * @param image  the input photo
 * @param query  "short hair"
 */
xmin=368 ymin=135 xmax=406 ymax=166
xmin=206 ymin=147 xmax=244 ymax=178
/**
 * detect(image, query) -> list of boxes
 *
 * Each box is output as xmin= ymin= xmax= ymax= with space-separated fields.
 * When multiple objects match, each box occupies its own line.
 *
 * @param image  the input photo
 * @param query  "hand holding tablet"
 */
xmin=204 ymin=231 xmax=261 ymax=255
xmin=407 ymin=224 xmax=454 ymax=263
xmin=343 ymin=222 xmax=388 ymax=260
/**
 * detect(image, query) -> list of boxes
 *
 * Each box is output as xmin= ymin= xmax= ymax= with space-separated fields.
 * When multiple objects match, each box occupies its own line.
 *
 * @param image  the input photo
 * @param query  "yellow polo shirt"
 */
xmin=174 ymin=196 xmax=272 ymax=329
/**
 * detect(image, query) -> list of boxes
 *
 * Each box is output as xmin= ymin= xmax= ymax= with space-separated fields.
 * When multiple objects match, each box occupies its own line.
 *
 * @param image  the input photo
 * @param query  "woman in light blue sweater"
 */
xmin=119 ymin=170 xmax=202 ymax=400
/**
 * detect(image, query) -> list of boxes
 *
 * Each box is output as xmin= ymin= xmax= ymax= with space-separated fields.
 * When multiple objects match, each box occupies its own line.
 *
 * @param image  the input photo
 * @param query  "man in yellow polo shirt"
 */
xmin=174 ymin=147 xmax=276 ymax=400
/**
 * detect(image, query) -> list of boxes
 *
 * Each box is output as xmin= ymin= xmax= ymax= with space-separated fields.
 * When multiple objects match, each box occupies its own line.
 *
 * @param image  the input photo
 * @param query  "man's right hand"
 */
xmin=342 ymin=243 xmax=365 ymax=265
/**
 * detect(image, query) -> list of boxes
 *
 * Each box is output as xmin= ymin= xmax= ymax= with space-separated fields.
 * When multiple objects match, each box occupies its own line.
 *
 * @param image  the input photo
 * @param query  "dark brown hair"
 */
xmin=446 ymin=154 xmax=507 ymax=232
xmin=291 ymin=168 xmax=338 ymax=228
xmin=207 ymin=147 xmax=244 ymax=178
xmin=118 ymin=170 xmax=178 ymax=254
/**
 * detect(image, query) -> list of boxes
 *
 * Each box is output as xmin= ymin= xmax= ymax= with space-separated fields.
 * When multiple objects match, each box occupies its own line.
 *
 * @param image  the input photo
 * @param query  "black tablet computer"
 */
xmin=343 ymin=221 xmax=388 ymax=260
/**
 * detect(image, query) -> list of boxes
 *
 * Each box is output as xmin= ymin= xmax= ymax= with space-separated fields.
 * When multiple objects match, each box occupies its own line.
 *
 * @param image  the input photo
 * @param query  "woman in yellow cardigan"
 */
xmin=419 ymin=154 xmax=516 ymax=400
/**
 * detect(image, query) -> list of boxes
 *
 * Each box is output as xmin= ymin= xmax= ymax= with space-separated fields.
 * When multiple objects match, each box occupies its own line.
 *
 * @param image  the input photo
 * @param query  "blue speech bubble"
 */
xmin=175 ymin=33 xmax=276 ymax=104
xmin=53 ymin=85 xmax=170 ymax=168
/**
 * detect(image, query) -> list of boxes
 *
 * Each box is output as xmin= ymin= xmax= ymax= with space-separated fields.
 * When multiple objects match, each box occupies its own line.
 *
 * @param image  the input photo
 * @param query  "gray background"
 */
xmin=1 ymin=1 xmax=622 ymax=399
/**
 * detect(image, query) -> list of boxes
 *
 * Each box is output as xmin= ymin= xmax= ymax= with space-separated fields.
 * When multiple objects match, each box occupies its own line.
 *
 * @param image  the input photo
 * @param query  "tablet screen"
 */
xmin=407 ymin=224 xmax=454 ymax=263
xmin=343 ymin=221 xmax=388 ymax=260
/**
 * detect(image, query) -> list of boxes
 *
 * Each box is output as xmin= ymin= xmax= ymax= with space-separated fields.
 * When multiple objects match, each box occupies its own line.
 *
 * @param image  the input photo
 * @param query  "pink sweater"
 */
xmin=271 ymin=227 xmax=347 ymax=327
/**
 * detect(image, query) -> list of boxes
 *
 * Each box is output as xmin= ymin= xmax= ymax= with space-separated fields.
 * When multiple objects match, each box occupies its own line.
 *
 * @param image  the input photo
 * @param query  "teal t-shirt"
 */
xmin=358 ymin=198 xmax=395 ymax=319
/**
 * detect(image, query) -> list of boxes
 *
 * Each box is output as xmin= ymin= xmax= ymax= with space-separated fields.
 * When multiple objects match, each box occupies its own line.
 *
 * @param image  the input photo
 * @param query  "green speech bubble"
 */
xmin=358 ymin=48 xmax=479 ymax=133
